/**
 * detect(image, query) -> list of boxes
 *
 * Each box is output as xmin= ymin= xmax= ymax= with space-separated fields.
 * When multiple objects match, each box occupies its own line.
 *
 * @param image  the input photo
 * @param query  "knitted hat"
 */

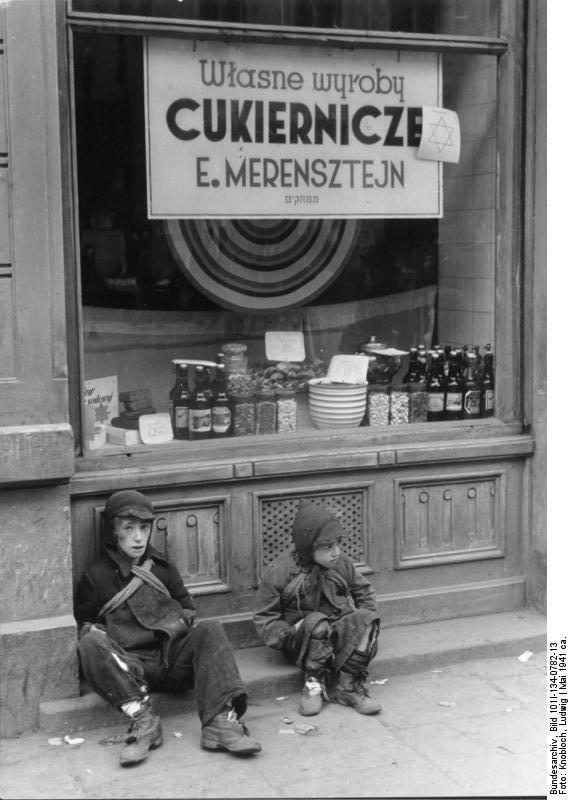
xmin=291 ymin=503 xmax=344 ymax=561
xmin=104 ymin=490 xmax=155 ymax=521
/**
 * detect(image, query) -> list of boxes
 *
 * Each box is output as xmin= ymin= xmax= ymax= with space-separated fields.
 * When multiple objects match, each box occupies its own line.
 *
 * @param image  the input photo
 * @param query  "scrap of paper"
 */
xmin=418 ymin=106 xmax=461 ymax=164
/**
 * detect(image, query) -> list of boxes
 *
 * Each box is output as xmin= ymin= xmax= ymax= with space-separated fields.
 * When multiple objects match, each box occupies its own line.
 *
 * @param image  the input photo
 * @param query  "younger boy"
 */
xmin=253 ymin=503 xmax=381 ymax=716
xmin=75 ymin=489 xmax=261 ymax=766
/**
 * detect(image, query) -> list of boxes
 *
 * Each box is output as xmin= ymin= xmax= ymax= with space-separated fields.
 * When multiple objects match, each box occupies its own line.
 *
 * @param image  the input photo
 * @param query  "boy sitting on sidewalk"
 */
xmin=75 ymin=489 xmax=261 ymax=766
xmin=253 ymin=502 xmax=382 ymax=717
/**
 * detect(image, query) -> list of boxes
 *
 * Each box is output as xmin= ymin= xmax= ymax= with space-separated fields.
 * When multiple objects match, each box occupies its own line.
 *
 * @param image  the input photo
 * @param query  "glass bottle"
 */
xmin=443 ymin=345 xmax=452 ymax=377
xmin=211 ymin=365 xmax=233 ymax=437
xmin=417 ymin=344 xmax=427 ymax=380
xmin=462 ymin=352 xmax=481 ymax=419
xmin=427 ymin=351 xmax=446 ymax=422
xmin=444 ymin=350 xmax=463 ymax=420
xmin=480 ymin=349 xmax=495 ymax=417
xmin=402 ymin=347 xmax=419 ymax=383
xmin=170 ymin=361 xmax=190 ymax=440
xmin=189 ymin=365 xmax=212 ymax=439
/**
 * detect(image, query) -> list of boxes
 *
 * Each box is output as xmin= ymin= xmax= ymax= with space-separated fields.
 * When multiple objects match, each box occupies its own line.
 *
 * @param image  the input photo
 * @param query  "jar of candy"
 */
xmin=408 ymin=381 xmax=428 ymax=423
xmin=221 ymin=342 xmax=248 ymax=375
xmin=389 ymin=384 xmax=409 ymax=425
xmin=276 ymin=389 xmax=297 ymax=432
xmin=367 ymin=384 xmax=390 ymax=427
xmin=232 ymin=393 xmax=255 ymax=436
xmin=255 ymin=390 xmax=277 ymax=435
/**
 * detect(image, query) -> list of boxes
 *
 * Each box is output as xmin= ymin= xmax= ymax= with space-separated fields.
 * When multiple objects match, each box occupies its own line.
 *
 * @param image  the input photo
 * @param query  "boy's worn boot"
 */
xmin=335 ymin=671 xmax=382 ymax=715
xmin=299 ymin=672 xmax=327 ymax=716
xmin=120 ymin=702 xmax=163 ymax=766
xmin=201 ymin=708 xmax=262 ymax=755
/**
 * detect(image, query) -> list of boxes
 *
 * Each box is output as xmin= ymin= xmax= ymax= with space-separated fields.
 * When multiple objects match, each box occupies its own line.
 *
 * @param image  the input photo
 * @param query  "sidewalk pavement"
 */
xmin=1 ymin=610 xmax=548 ymax=799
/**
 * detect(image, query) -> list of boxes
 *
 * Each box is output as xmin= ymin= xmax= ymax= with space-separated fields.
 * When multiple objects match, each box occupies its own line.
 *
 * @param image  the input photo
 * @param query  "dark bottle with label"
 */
xmin=171 ymin=361 xmax=190 ymax=440
xmin=462 ymin=351 xmax=481 ymax=419
xmin=403 ymin=347 xmax=420 ymax=383
xmin=211 ymin=365 xmax=233 ymax=437
xmin=417 ymin=345 xmax=427 ymax=380
xmin=444 ymin=350 xmax=463 ymax=420
xmin=480 ymin=349 xmax=495 ymax=417
xmin=427 ymin=351 xmax=446 ymax=421
xmin=443 ymin=345 xmax=452 ymax=377
xmin=189 ymin=365 xmax=212 ymax=439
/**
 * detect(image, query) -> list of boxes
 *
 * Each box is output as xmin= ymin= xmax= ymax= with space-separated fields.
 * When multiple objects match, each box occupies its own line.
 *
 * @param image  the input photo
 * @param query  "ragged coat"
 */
xmin=253 ymin=549 xmax=377 ymax=651
xmin=74 ymin=544 xmax=196 ymax=661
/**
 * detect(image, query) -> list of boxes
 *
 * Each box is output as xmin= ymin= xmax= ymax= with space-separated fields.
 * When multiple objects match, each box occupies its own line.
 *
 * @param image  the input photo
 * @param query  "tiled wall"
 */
xmin=437 ymin=52 xmax=497 ymax=350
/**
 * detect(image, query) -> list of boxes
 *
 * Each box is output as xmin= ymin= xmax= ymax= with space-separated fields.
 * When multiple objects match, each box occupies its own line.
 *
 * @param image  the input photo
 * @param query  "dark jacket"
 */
xmin=253 ymin=550 xmax=377 ymax=650
xmin=74 ymin=545 xmax=196 ymax=658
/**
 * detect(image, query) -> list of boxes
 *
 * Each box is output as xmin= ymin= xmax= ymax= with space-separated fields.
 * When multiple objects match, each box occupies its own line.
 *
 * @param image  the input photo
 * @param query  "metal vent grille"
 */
xmin=260 ymin=492 xmax=365 ymax=567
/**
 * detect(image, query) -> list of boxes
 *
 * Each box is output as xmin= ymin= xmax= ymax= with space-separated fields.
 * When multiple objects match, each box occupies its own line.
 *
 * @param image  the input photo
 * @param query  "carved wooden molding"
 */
xmin=394 ymin=470 xmax=505 ymax=569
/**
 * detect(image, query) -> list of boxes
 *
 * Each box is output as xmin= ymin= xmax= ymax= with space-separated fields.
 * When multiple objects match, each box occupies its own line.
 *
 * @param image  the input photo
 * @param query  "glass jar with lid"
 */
xmin=255 ymin=389 xmax=277 ymax=435
xmin=389 ymin=384 xmax=409 ymax=425
xmin=221 ymin=342 xmax=248 ymax=375
xmin=232 ymin=393 xmax=256 ymax=436
xmin=367 ymin=383 xmax=390 ymax=427
xmin=408 ymin=381 xmax=428 ymax=423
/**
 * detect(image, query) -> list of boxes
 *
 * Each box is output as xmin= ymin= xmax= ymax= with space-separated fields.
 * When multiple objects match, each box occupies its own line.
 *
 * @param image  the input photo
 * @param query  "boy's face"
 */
xmin=312 ymin=535 xmax=342 ymax=569
xmin=113 ymin=515 xmax=152 ymax=563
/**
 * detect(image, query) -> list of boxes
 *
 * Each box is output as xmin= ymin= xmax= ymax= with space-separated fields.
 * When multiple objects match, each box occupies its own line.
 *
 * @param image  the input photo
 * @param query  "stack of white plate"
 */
xmin=308 ymin=378 xmax=368 ymax=429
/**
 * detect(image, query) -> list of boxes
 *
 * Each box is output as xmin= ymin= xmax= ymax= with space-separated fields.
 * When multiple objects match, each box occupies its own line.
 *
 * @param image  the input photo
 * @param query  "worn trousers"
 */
xmin=77 ymin=620 xmax=247 ymax=727
xmin=282 ymin=608 xmax=380 ymax=672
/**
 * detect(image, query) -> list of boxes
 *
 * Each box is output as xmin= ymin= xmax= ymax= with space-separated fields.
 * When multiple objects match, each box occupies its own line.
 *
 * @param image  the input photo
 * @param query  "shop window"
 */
xmin=69 ymin=0 xmax=499 ymax=36
xmin=73 ymin=26 xmax=498 ymax=454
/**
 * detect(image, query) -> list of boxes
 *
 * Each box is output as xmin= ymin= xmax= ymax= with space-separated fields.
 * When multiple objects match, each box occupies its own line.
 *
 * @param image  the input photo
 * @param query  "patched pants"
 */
xmin=281 ymin=608 xmax=380 ymax=672
xmin=77 ymin=620 xmax=247 ymax=726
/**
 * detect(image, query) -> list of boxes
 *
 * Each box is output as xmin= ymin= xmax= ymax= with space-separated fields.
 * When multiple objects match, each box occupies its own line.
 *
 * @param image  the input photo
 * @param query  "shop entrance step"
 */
xmin=38 ymin=608 xmax=546 ymax=735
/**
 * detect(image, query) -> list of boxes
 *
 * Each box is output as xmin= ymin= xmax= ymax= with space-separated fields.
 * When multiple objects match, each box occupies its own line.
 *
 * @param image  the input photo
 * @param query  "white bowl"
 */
xmin=308 ymin=379 xmax=368 ymax=429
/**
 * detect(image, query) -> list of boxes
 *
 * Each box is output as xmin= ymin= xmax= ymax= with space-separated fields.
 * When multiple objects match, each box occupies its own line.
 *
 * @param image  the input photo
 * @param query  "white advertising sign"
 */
xmin=145 ymin=38 xmax=442 ymax=219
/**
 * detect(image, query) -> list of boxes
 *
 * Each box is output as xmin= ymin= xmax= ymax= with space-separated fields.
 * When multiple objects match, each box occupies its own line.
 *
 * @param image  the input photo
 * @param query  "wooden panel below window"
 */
xmin=394 ymin=471 xmax=505 ymax=568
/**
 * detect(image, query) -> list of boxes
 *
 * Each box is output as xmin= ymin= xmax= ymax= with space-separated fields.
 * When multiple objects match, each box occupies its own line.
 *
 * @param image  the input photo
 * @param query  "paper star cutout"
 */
xmin=94 ymin=403 xmax=109 ymax=423
xmin=428 ymin=116 xmax=455 ymax=153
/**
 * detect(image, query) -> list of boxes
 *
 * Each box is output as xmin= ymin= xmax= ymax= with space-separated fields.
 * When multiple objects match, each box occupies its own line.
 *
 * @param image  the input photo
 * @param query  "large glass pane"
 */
xmin=74 ymin=33 xmax=497 ymax=453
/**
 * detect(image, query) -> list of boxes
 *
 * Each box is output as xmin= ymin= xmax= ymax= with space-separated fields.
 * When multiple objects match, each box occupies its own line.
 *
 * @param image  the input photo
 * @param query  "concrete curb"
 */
xmin=38 ymin=609 xmax=546 ymax=736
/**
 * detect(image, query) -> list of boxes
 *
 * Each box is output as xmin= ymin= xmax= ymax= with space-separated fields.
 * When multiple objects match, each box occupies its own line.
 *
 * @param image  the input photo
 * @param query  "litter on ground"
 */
xmin=64 ymin=735 xmax=84 ymax=747
xmin=172 ymin=731 xmax=183 ymax=738
xmin=294 ymin=722 xmax=320 ymax=736
xmin=98 ymin=733 xmax=125 ymax=746
xmin=371 ymin=678 xmax=388 ymax=685
xmin=48 ymin=737 xmax=63 ymax=746
xmin=280 ymin=716 xmax=294 ymax=724
xmin=437 ymin=700 xmax=456 ymax=708
xmin=518 ymin=650 xmax=533 ymax=662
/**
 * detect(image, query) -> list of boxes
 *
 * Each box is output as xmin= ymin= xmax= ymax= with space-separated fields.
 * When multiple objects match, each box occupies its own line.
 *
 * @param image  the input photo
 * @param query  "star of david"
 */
xmin=428 ymin=116 xmax=455 ymax=153
xmin=94 ymin=403 xmax=109 ymax=423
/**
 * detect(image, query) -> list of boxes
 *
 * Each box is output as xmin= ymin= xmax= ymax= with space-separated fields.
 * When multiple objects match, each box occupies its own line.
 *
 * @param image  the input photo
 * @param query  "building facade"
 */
xmin=0 ymin=0 xmax=546 ymax=737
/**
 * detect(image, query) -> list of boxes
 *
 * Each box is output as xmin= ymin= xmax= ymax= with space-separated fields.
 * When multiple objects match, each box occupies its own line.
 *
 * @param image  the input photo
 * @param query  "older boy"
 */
xmin=75 ymin=489 xmax=261 ymax=766
xmin=253 ymin=502 xmax=381 ymax=717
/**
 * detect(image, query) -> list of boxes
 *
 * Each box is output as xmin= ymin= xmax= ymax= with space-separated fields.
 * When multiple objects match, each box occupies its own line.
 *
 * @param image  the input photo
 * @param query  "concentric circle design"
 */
xmin=164 ymin=218 xmax=359 ymax=312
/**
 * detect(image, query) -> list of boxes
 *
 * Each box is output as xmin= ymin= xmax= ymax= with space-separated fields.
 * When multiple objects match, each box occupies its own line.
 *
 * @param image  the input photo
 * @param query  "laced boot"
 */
xmin=200 ymin=708 xmax=262 ymax=755
xmin=299 ymin=672 xmax=328 ymax=716
xmin=119 ymin=701 xmax=163 ymax=766
xmin=335 ymin=671 xmax=382 ymax=715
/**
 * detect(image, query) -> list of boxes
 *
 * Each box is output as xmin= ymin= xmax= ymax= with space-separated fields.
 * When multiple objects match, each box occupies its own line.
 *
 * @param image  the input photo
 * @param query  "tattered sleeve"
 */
xmin=253 ymin=566 xmax=294 ymax=650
